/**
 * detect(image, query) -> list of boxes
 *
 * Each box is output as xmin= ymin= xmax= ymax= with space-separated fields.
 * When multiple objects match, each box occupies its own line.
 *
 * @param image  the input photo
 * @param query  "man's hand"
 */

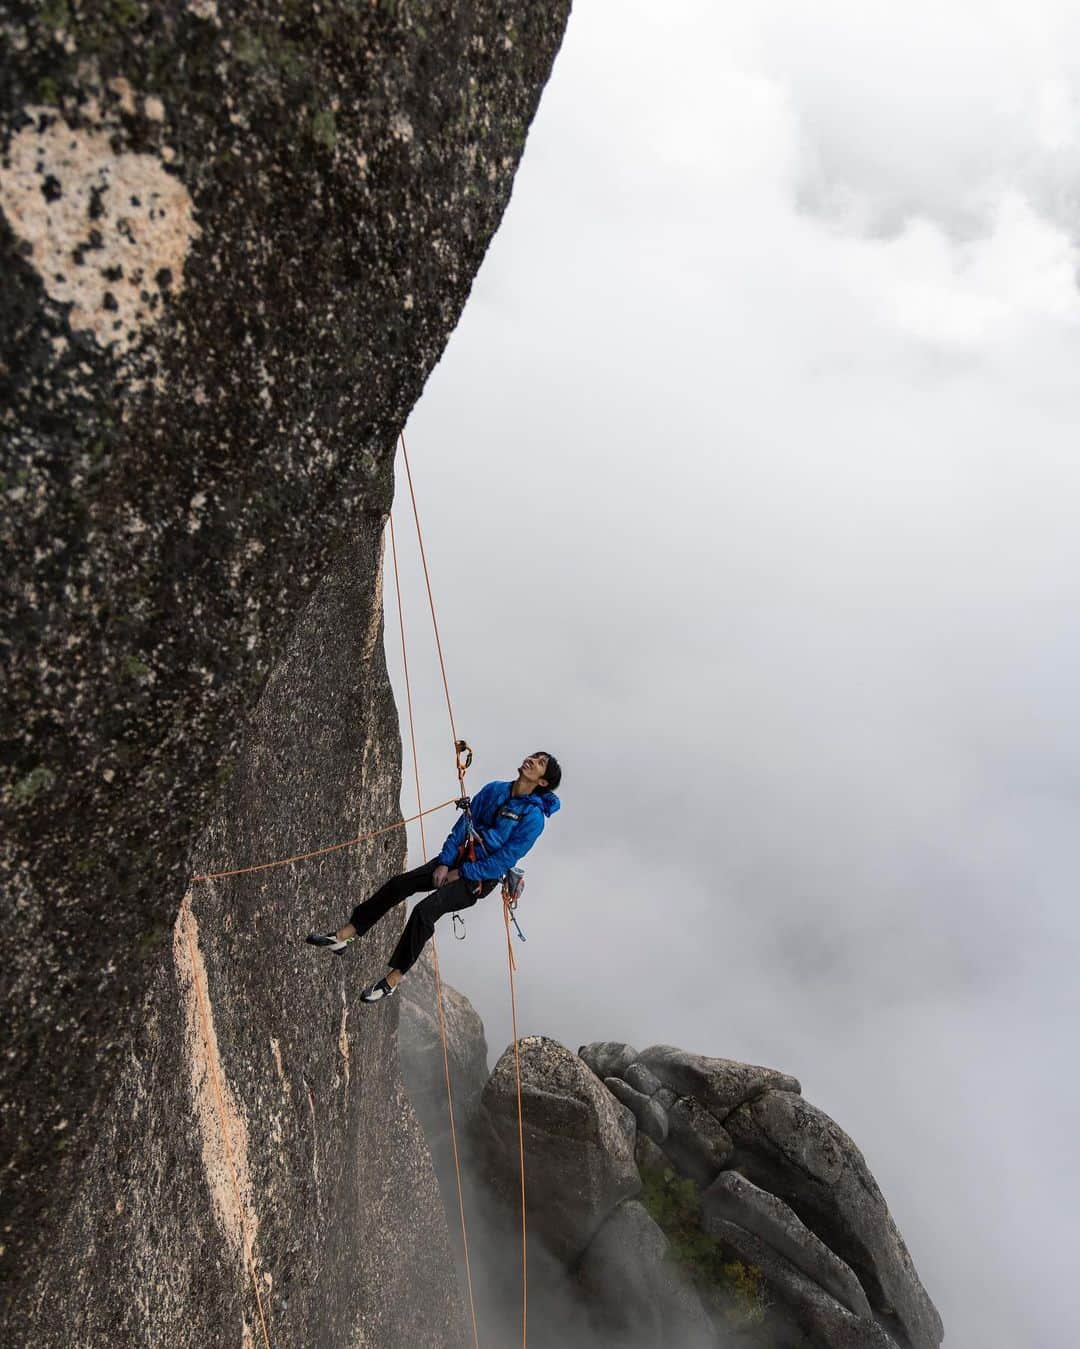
xmin=433 ymin=864 xmax=449 ymax=887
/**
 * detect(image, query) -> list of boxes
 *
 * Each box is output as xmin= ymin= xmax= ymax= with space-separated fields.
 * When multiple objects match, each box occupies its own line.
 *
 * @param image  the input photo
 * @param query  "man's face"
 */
xmin=519 ymin=752 xmax=550 ymax=789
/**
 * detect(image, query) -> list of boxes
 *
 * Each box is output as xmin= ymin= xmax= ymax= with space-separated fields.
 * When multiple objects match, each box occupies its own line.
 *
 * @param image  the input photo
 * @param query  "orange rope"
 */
xmin=398 ymin=429 xmax=529 ymax=1346
xmin=179 ymin=897 xmax=272 ymax=1349
xmin=503 ymin=899 xmax=528 ymax=1349
xmin=388 ymin=514 xmax=482 ymax=1349
xmin=399 ymin=432 xmax=461 ymax=759
xmin=190 ymin=800 xmax=456 ymax=882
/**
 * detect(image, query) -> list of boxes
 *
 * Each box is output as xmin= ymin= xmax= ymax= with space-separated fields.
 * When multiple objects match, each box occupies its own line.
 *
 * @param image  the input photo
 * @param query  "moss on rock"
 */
xmin=640 ymin=1164 xmax=770 ymax=1332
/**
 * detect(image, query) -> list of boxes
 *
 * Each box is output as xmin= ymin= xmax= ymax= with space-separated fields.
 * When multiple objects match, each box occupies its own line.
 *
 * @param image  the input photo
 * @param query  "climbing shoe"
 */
xmin=306 ymin=932 xmax=353 ymax=955
xmin=359 ymin=977 xmax=398 ymax=1003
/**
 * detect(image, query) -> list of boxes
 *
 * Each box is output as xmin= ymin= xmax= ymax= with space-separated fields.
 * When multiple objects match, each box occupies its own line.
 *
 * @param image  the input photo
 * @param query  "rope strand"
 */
xmin=399 ymin=432 xmax=461 ymax=758
xmin=399 ymin=429 xmax=529 ymax=1347
xmin=389 ymin=514 xmax=482 ymax=1349
xmin=190 ymin=800 xmax=456 ymax=883
xmin=185 ymin=432 xmax=530 ymax=1348
xmin=503 ymin=899 xmax=528 ymax=1349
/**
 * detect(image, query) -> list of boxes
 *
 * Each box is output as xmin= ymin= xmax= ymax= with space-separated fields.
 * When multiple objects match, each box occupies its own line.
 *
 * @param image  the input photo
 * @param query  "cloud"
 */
xmin=385 ymin=4 xmax=1080 ymax=1343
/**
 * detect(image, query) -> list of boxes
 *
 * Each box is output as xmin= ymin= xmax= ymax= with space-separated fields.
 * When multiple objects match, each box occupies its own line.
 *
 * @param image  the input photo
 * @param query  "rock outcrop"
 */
xmin=413 ymin=1031 xmax=945 ymax=1348
xmin=581 ymin=1044 xmax=942 ymax=1349
xmin=1 ymin=2 xmax=572 ymax=1341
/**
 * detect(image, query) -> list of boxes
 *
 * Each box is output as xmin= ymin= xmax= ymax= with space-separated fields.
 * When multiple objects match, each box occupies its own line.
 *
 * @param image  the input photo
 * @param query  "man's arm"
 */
xmin=437 ymin=812 xmax=468 ymax=867
xmin=460 ymin=809 xmax=544 ymax=882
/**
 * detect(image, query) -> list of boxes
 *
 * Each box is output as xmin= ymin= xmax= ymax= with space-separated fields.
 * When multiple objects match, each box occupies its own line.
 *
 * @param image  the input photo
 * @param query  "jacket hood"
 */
xmin=530 ymin=790 xmax=560 ymax=818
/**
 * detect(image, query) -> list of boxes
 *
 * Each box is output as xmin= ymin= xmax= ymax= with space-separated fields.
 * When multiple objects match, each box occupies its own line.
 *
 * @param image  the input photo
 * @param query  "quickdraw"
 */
xmin=452 ymin=743 xmax=480 ymax=941
xmin=502 ymin=867 xmax=527 ymax=942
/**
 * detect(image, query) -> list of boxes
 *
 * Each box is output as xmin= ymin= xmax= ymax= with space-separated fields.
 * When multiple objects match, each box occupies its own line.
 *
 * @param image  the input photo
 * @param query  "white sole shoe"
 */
xmin=359 ymin=977 xmax=398 ymax=1003
xmin=306 ymin=932 xmax=351 ymax=954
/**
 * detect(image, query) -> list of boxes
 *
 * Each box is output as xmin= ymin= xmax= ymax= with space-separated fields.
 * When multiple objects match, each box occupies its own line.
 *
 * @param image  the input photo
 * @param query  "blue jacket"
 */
xmin=438 ymin=780 xmax=561 ymax=882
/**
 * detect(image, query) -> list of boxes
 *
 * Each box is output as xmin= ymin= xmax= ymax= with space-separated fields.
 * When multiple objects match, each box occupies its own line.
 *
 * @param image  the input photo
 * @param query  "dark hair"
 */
xmin=535 ymin=750 xmax=562 ymax=792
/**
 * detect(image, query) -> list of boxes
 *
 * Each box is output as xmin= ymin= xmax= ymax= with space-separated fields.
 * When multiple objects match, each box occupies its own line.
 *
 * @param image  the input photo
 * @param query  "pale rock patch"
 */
xmin=0 ymin=105 xmax=199 ymax=354
xmin=173 ymin=896 xmax=260 ymax=1268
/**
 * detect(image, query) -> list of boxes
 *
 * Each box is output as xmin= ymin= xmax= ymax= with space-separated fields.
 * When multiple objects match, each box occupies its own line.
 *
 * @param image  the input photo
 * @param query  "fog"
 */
xmin=377 ymin=4 xmax=1080 ymax=1343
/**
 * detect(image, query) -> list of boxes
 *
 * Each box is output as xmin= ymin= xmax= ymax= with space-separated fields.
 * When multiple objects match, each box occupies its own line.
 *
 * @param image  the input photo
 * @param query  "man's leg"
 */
xmin=385 ymin=877 xmax=497 ymax=980
xmin=338 ymin=859 xmax=439 ymax=941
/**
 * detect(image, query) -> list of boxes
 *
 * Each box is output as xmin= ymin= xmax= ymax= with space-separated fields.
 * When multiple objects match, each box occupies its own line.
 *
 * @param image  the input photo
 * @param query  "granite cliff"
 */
xmin=1 ymin=3 xmax=571 ymax=1342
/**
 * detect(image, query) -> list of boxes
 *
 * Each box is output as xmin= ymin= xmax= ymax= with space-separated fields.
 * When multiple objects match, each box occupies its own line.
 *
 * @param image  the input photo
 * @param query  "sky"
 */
xmin=382 ymin=3 xmax=1080 ymax=1344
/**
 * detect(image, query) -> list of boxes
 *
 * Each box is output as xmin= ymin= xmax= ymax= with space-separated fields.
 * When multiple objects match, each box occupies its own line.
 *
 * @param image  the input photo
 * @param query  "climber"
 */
xmin=306 ymin=751 xmax=562 ymax=1002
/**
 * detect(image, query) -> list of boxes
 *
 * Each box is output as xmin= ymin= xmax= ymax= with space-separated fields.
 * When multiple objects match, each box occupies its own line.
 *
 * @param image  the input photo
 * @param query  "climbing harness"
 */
xmin=387 ymin=511 xmax=482 ymax=1349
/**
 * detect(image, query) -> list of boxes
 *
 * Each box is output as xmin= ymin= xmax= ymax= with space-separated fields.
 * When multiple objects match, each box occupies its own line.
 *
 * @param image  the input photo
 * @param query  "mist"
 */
xmin=376 ymin=4 xmax=1080 ymax=1344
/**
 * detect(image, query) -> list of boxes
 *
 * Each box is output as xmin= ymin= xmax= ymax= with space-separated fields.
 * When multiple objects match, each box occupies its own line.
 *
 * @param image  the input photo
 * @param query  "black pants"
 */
xmin=349 ymin=859 xmax=499 ymax=976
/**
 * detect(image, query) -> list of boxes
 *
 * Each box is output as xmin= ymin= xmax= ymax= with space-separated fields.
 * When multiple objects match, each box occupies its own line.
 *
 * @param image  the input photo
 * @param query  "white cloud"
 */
xmin=388 ymin=4 xmax=1080 ymax=1343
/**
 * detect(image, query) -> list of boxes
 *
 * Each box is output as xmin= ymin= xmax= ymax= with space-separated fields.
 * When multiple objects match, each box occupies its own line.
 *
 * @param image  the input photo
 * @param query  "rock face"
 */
xmin=576 ymin=1199 xmax=715 ymax=1349
xmin=580 ymin=1042 xmax=800 ymax=1187
xmin=1 ymin=2 xmax=572 ymax=1340
xmin=724 ymin=1090 xmax=945 ymax=1349
xmin=19 ymin=522 xmax=471 ymax=1348
xmin=706 ymin=1219 xmax=897 ymax=1349
xmin=703 ymin=1172 xmax=874 ymax=1322
xmin=399 ymin=944 xmax=490 ymax=1172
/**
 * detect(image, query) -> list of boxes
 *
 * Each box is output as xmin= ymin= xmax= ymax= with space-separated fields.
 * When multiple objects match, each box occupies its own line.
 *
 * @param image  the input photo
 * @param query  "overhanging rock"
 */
xmin=1 ymin=1 xmax=572 ymax=1339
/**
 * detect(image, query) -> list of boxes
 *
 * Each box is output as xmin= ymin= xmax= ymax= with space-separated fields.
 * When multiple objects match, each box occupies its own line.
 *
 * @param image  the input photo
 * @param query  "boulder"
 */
xmin=575 ymin=1200 xmax=715 ymax=1349
xmin=604 ymin=1076 xmax=669 ymax=1144
xmin=709 ymin=1217 xmax=898 ymax=1349
xmin=661 ymin=1096 xmax=734 ymax=1185
xmin=726 ymin=1091 xmax=943 ymax=1349
xmin=703 ymin=1171 xmax=872 ymax=1320
xmin=637 ymin=1046 xmax=801 ymax=1119
xmin=474 ymin=1037 xmax=640 ymax=1263
xmin=579 ymin=1041 xmax=641 ymax=1081
xmin=623 ymin=1061 xmax=664 ymax=1098
xmin=635 ymin=1131 xmax=669 ymax=1176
